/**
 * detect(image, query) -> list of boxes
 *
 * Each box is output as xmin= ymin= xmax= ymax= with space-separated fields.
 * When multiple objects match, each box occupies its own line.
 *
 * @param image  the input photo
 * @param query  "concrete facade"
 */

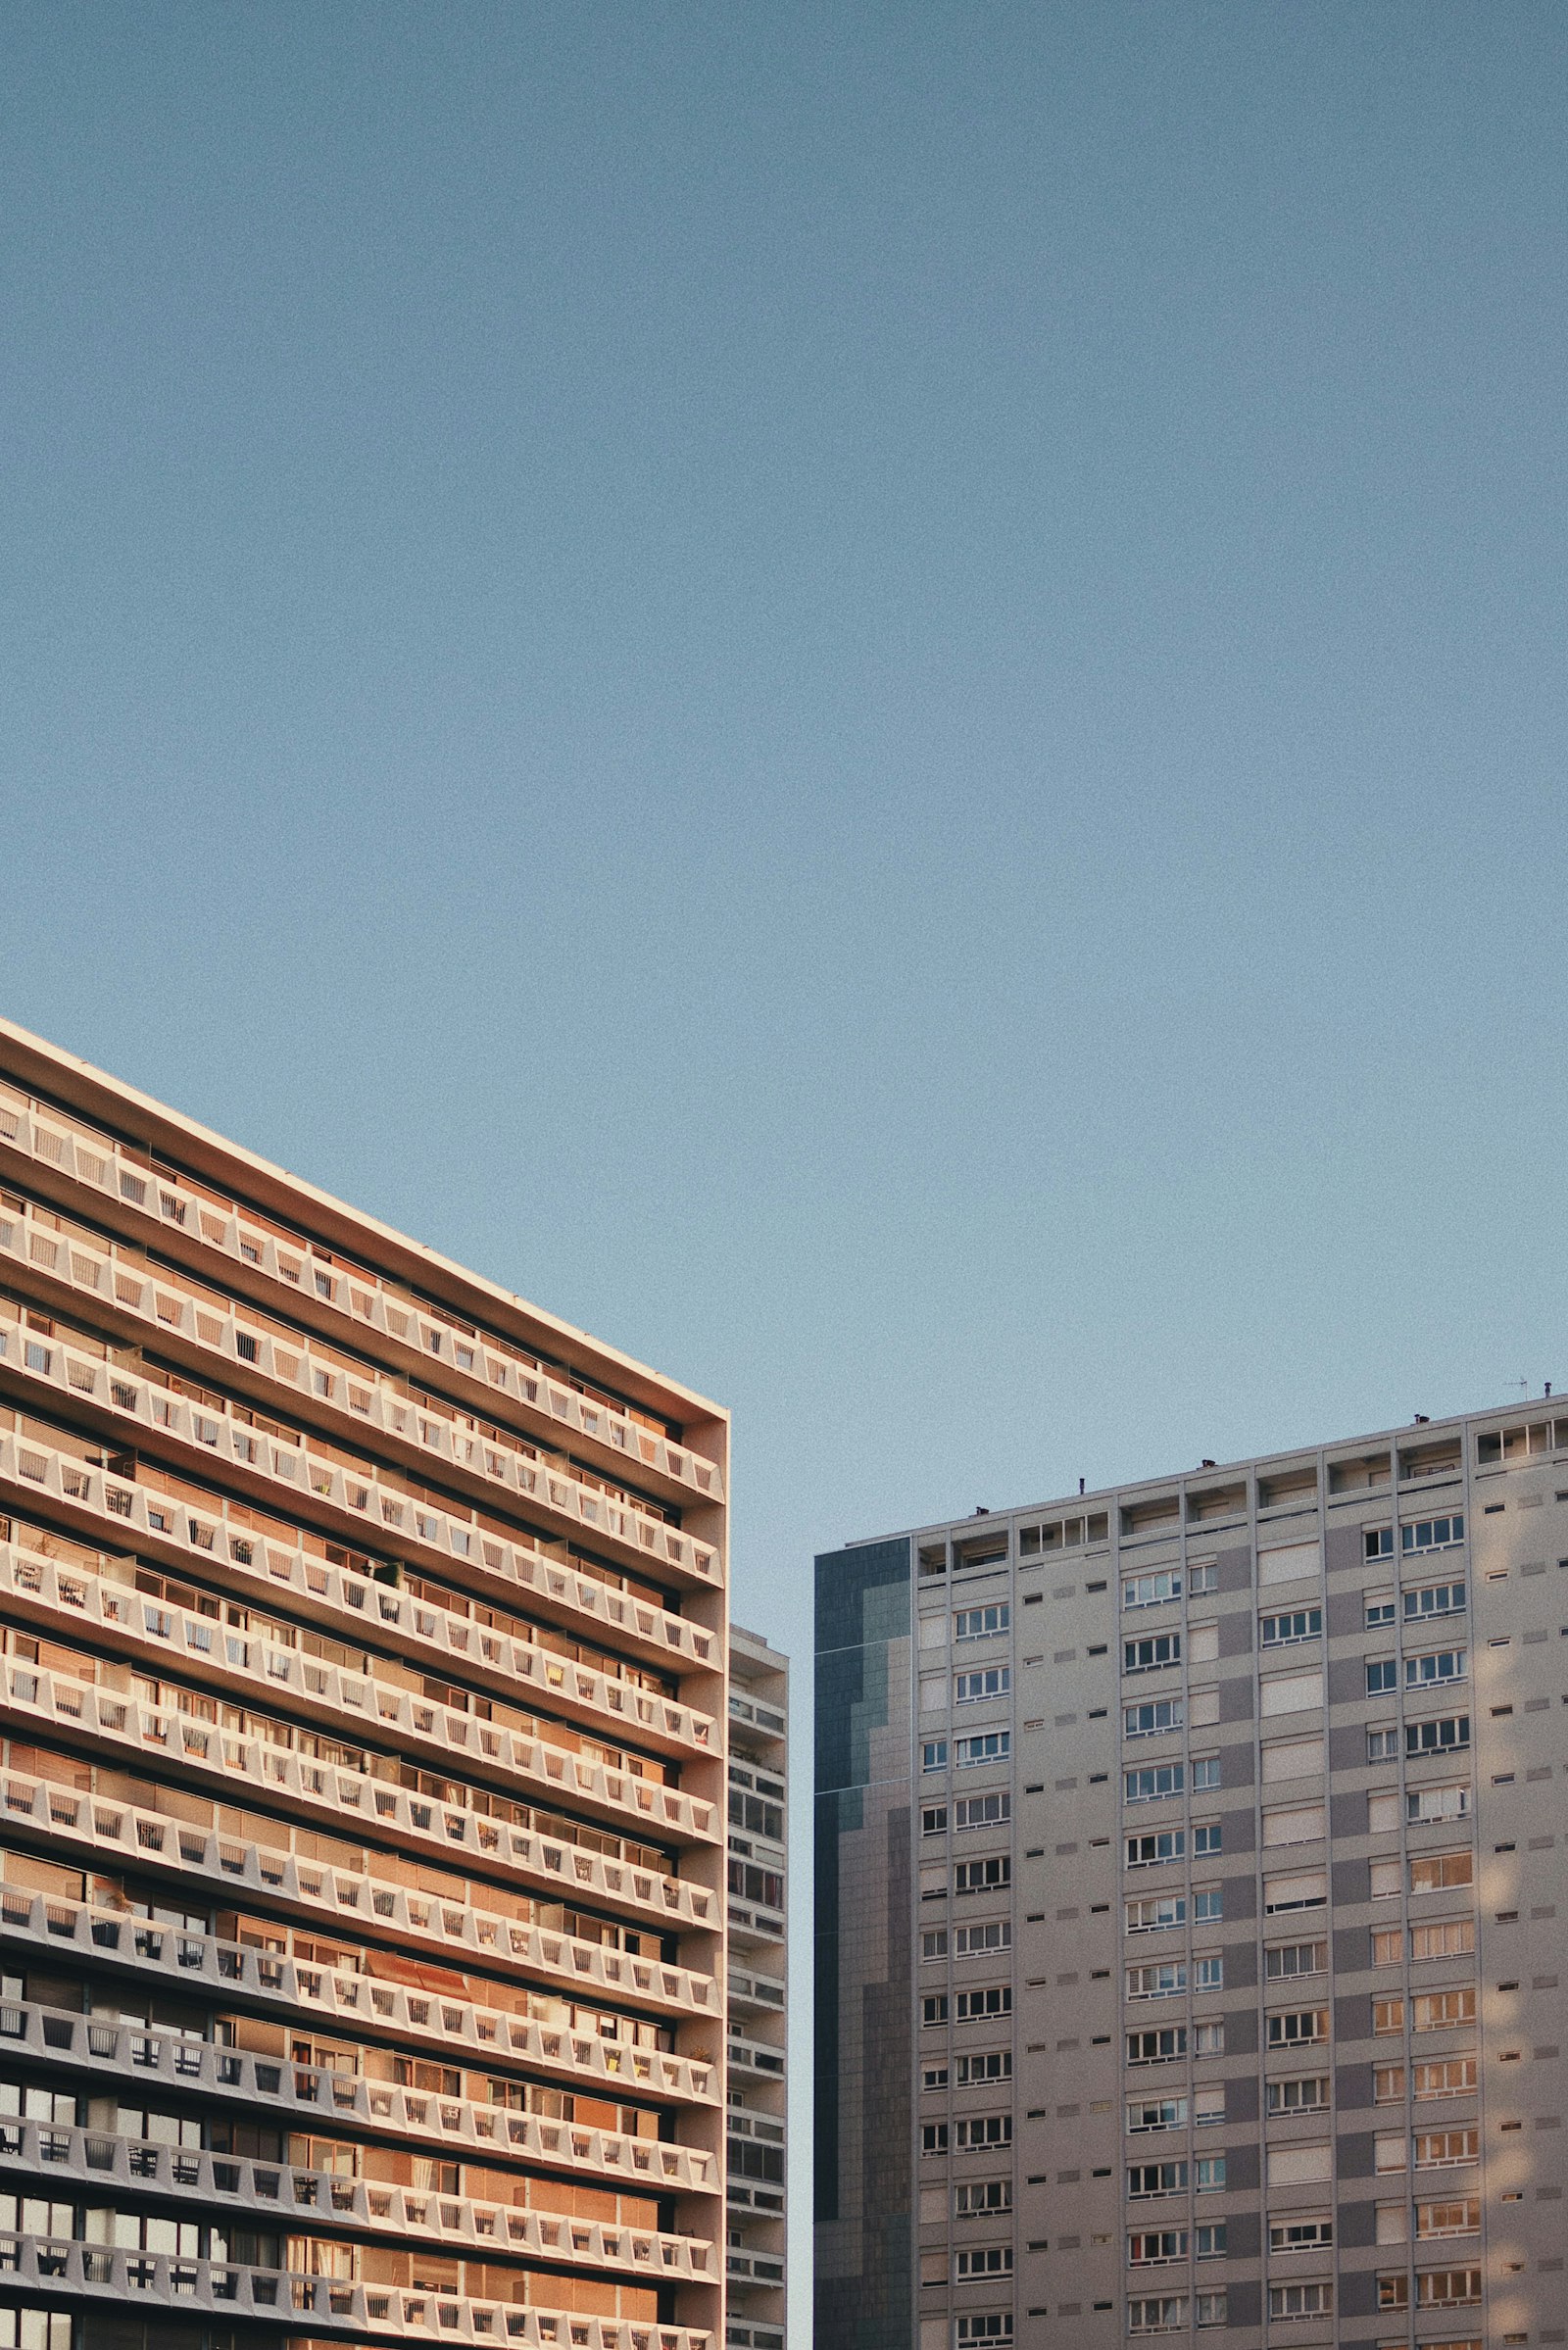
xmin=724 ymin=1626 xmax=787 ymax=2350
xmin=0 ymin=1018 xmax=730 ymax=2350
xmin=815 ymin=1403 xmax=1567 ymax=2350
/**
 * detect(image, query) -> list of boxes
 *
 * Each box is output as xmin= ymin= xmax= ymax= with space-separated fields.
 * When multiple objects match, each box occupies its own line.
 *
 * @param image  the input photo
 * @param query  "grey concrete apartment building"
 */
xmin=724 ymin=1626 xmax=787 ymax=2350
xmin=814 ymin=1401 xmax=1568 ymax=2350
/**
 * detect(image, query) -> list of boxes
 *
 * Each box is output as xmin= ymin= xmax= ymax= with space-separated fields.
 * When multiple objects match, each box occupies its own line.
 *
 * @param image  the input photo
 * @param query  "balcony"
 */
xmin=725 ymin=2034 xmax=785 ymax=2082
xmin=0 ymin=1763 xmax=721 ymax=2028
xmin=0 ymin=1299 xmax=717 ymax=1626
xmin=727 ymin=1694 xmax=785 ymax=1741
xmin=0 ymin=2234 xmax=712 ymax=2346
xmin=0 ymin=1415 xmax=714 ymax=1681
xmin=726 ymin=2327 xmax=786 ymax=2350
xmin=0 ymin=2117 xmax=717 ymax=2283
xmin=724 ymin=2252 xmax=785 ymax=2287
xmin=0 ymin=2000 xmax=716 ymax=2188
xmin=725 ymin=1901 xmax=786 ymax=1951
xmin=725 ymin=1966 xmax=785 ymax=2017
xmin=0 ymin=1545 xmax=720 ymax=1889
xmin=0 ymin=1089 xmax=723 ymax=1514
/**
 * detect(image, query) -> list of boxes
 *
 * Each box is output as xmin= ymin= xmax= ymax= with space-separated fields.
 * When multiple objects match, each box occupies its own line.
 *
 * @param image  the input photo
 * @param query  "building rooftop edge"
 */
xmin=0 ymin=1013 xmax=726 ymax=1426
xmin=829 ymin=1390 xmax=1549 ymax=1553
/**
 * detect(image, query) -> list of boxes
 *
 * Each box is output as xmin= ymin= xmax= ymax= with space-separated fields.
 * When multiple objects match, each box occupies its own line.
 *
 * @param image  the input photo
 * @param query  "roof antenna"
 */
xmin=1078 ymin=1478 xmax=1085 ymax=1496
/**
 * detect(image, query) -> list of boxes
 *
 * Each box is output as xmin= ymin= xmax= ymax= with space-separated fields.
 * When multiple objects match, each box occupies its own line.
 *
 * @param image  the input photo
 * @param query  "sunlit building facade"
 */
xmin=0 ymin=1018 xmax=730 ymax=2350
xmin=816 ymin=1403 xmax=1567 ymax=2350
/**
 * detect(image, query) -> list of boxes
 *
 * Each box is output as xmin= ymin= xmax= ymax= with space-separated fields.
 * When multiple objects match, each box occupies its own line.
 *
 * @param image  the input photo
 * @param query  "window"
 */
xmin=956 ymin=1790 xmax=1010 ymax=1831
xmin=955 ymin=1922 xmax=1011 ymax=1960
xmin=1189 ymin=1562 xmax=1218 ymax=1595
xmin=1402 ymin=1514 xmax=1464 ymax=1554
xmin=1194 ymin=2224 xmax=1226 ymax=2258
xmin=1127 ymin=1894 xmax=1188 ymax=1934
xmin=1193 ymin=2292 xmax=1225 ymax=2327
xmin=955 ymin=1731 xmax=1010 ymax=1768
xmin=955 ymin=1667 xmax=1009 ymax=1705
xmin=956 ymin=2050 xmax=1011 ymax=2085
xmin=1192 ymin=1822 xmax=1221 ymax=1855
xmin=1373 ymin=1998 xmax=1405 ymax=2035
xmin=1365 ymin=1528 xmax=1394 ymax=1559
xmin=922 ymin=1930 xmax=949 ymax=1962
xmin=1125 ymin=1764 xmax=1185 ymax=1803
xmin=1263 ymin=1869 xmax=1327 ymax=1914
xmin=1193 ymin=2021 xmax=1224 ymax=2056
xmin=1129 ymin=2161 xmax=1188 ymax=2198
xmin=1413 ymin=2057 xmax=1477 ymax=2100
xmin=1263 ymin=1802 xmax=1326 ymax=1846
xmin=1125 ymin=1634 xmax=1181 ymax=1675
xmin=1194 ymin=2155 xmax=1225 ymax=2190
xmin=1193 ymin=2086 xmax=1225 ymax=2127
xmin=1414 ymin=2268 xmax=1482 ymax=2307
xmin=1365 ymin=1593 xmax=1396 ymax=1627
xmin=1127 ymin=2027 xmax=1188 ymax=2066
xmin=956 ymin=1603 xmax=1009 ymax=1641
xmin=1261 ymin=1667 xmax=1323 ymax=1713
xmin=1411 ymin=1920 xmax=1474 ymax=1961
xmin=923 ymin=2063 xmax=951 ymax=2091
xmin=954 ymin=2316 xmax=1013 ymax=2345
xmin=1407 ymin=1783 xmax=1471 ymax=1824
xmin=1267 ymin=2009 xmax=1329 ymax=2048
xmin=1126 ymin=1830 xmax=1187 ymax=1869
xmin=1128 ymin=2230 xmax=1187 ymax=2266
xmin=1367 ymin=1658 xmax=1397 ymax=1694
xmin=1405 ymin=1580 xmax=1466 ymax=1620
xmin=1125 ymin=1697 xmax=1185 ymax=1738
xmin=1377 ymin=2276 xmax=1410 ymax=2311
xmin=1267 ymin=2077 xmax=1329 ymax=2115
xmin=1127 ymin=1962 xmax=1188 ymax=2001
xmin=1195 ymin=1956 xmax=1223 ymax=1990
xmin=1193 ymin=1886 xmax=1222 ymax=1922
xmin=1368 ymin=1725 xmax=1399 ymax=1761
xmin=921 ymin=2123 xmax=950 ymax=2156
xmin=1405 ymin=1648 xmax=1466 ymax=1687
xmin=1260 ymin=1607 xmax=1322 ymax=1647
xmin=1128 ymin=2301 xmax=1187 ymax=2337
xmin=1372 ymin=1929 xmax=1405 ymax=1965
xmin=955 ymin=1856 xmax=1011 ymax=1896
xmin=1412 ymin=1988 xmax=1476 ymax=2032
xmin=1127 ymin=2099 xmax=1188 ymax=2135
xmin=922 ymin=1994 xmax=949 ymax=2027
xmin=923 ymin=1739 xmax=949 ymax=1773
xmin=1269 ymin=2282 xmax=1334 ymax=2319
xmin=956 ymin=1985 xmax=1012 ymax=2024
xmin=1406 ymin=1714 xmax=1469 ymax=1756
xmin=922 ymin=1804 xmax=950 ymax=1835
xmin=1416 ymin=2197 xmax=1479 ymax=2237
xmin=955 ymin=2115 xmax=1011 ymax=2150
xmin=1191 ymin=1755 xmax=1220 ymax=1789
xmin=1265 ymin=1939 xmax=1328 ymax=1981
xmin=1409 ymin=1850 xmax=1473 ymax=1894
xmin=1124 ymin=1570 xmax=1184 ymax=1609
xmin=954 ymin=2246 xmax=1013 ymax=2278
xmin=954 ymin=2180 xmax=1011 ymax=2217
xmin=1414 ymin=2127 xmax=1479 ymax=2167
xmin=1374 ymin=2065 xmax=1406 ymax=2103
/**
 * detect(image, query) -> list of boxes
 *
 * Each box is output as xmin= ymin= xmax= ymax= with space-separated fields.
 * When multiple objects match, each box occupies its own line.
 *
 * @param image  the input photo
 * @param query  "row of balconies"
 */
xmin=0 ymin=1391 xmax=705 ymax=1767
xmin=0 ymin=1762 xmax=719 ymax=2031
xmin=0 ymin=1092 xmax=721 ymax=1513
xmin=0 ymin=1545 xmax=716 ymax=1867
xmin=0 ymin=1419 xmax=714 ymax=1681
xmin=2 ymin=1552 xmax=710 ymax=1916
xmin=0 ymin=2233 xmax=710 ymax=2346
xmin=0 ymin=2117 xmax=715 ymax=2282
xmin=0 ymin=1279 xmax=717 ymax=1596
xmin=0 ymin=2000 xmax=713 ymax=2190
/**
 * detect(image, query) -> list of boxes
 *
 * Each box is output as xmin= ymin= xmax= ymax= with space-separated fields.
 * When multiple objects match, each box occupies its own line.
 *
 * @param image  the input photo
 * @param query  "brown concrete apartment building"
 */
xmin=815 ymin=1402 xmax=1568 ymax=2350
xmin=0 ymin=1018 xmax=730 ymax=2350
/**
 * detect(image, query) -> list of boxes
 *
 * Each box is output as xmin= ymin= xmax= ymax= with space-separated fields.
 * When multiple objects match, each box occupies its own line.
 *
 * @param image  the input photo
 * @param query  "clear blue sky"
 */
xmin=3 ymin=8 xmax=1565 ymax=2326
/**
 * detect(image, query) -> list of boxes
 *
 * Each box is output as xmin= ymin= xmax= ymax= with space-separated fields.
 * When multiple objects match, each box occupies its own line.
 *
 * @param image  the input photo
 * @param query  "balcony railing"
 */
xmin=0 ymin=2117 xmax=715 ymax=2281
xmin=0 ymin=1088 xmax=722 ymax=1511
xmin=0 ymin=1417 xmax=713 ymax=1680
xmin=0 ymin=2234 xmax=712 ymax=2346
xmin=727 ymin=1695 xmax=785 ymax=1739
xmin=725 ymin=2034 xmax=785 ymax=2081
xmin=0 ymin=1548 xmax=719 ymax=1892
xmin=725 ymin=1967 xmax=785 ymax=2015
xmin=0 ymin=2000 xmax=715 ymax=2187
xmin=0 ymin=1763 xmax=719 ymax=2027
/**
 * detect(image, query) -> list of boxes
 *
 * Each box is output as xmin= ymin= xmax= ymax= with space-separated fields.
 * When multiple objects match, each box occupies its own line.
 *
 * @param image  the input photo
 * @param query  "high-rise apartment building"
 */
xmin=816 ymin=1403 xmax=1568 ymax=2350
xmin=0 ymin=1018 xmax=730 ymax=2350
xmin=723 ymin=1626 xmax=787 ymax=2350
